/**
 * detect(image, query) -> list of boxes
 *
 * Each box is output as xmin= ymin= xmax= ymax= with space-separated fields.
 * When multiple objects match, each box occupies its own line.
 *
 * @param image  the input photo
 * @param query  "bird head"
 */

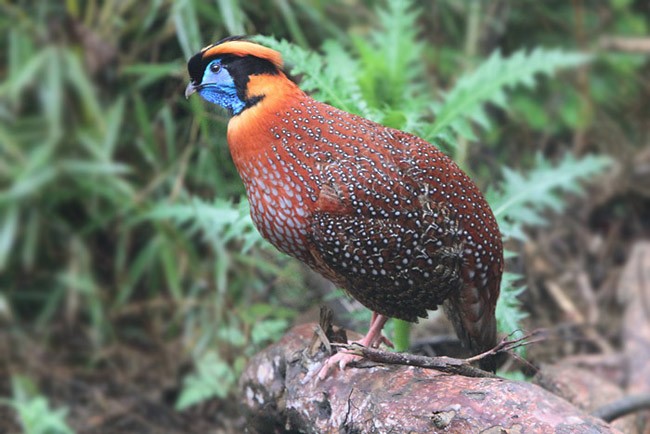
xmin=185 ymin=36 xmax=285 ymax=116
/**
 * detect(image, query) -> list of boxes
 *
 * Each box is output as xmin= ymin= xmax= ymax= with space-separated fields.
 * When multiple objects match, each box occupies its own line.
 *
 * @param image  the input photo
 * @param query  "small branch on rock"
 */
xmin=336 ymin=329 xmax=545 ymax=379
xmin=592 ymin=393 xmax=650 ymax=422
xmin=336 ymin=343 xmax=497 ymax=378
xmin=464 ymin=329 xmax=547 ymax=364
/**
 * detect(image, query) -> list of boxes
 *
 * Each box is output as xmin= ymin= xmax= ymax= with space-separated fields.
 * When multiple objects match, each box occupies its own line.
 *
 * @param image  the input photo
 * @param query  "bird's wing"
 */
xmin=306 ymin=151 xmax=467 ymax=322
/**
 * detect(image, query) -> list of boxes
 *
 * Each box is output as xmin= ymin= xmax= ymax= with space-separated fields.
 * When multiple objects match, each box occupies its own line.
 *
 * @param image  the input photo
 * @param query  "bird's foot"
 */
xmin=316 ymin=332 xmax=393 ymax=380
xmin=310 ymin=313 xmax=392 ymax=381
xmin=316 ymin=340 xmax=364 ymax=380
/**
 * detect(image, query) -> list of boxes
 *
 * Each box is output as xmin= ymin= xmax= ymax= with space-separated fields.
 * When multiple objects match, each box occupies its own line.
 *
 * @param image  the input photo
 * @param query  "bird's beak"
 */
xmin=185 ymin=82 xmax=197 ymax=99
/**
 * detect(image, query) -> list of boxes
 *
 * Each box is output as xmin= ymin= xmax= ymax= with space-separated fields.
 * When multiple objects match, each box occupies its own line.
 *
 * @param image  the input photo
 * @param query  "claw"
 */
xmin=317 ymin=348 xmax=359 ymax=380
xmin=377 ymin=334 xmax=395 ymax=349
xmin=313 ymin=313 xmax=391 ymax=381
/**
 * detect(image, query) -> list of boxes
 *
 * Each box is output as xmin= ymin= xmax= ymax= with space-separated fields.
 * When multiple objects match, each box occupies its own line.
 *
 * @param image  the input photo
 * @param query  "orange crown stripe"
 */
xmin=202 ymin=41 xmax=284 ymax=69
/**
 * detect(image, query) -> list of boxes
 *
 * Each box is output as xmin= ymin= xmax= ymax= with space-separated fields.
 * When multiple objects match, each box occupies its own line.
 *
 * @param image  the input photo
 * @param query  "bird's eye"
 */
xmin=209 ymin=63 xmax=221 ymax=73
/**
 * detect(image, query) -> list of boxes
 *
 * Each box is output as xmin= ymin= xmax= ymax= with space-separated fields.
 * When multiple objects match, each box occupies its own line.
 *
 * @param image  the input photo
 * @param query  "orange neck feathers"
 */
xmin=228 ymin=72 xmax=306 ymax=162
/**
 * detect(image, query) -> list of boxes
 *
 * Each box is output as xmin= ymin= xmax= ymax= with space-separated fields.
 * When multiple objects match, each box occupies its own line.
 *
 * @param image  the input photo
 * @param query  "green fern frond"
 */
xmin=2 ymin=375 xmax=74 ymax=434
xmin=353 ymin=0 xmax=426 ymax=114
xmin=495 ymin=272 xmax=528 ymax=341
xmin=256 ymin=0 xmax=428 ymax=130
xmin=146 ymin=196 xmax=263 ymax=252
xmin=491 ymin=153 xmax=611 ymax=342
xmin=489 ymin=153 xmax=612 ymax=241
xmin=254 ymin=35 xmax=371 ymax=118
xmin=428 ymin=49 xmax=591 ymax=141
xmin=176 ymin=350 xmax=236 ymax=410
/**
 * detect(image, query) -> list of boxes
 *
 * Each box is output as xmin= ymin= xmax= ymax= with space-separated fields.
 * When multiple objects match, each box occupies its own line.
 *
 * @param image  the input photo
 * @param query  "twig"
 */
xmin=599 ymin=36 xmax=650 ymax=53
xmin=591 ymin=393 xmax=650 ymax=422
xmin=335 ymin=329 xmax=545 ymax=379
xmin=465 ymin=329 xmax=547 ymax=363
xmin=336 ymin=344 xmax=497 ymax=378
xmin=546 ymin=281 xmax=585 ymax=324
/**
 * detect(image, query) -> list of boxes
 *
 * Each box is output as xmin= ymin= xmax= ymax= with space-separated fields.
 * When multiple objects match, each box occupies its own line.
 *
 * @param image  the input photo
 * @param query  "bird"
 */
xmin=185 ymin=36 xmax=504 ymax=375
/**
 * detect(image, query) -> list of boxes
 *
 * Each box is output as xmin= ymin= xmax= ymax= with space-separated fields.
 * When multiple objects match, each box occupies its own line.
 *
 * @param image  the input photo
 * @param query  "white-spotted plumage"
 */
xmin=237 ymin=100 xmax=502 ymax=334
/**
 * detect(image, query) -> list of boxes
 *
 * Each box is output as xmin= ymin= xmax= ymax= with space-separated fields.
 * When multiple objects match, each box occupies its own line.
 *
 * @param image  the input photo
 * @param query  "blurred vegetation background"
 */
xmin=1 ymin=0 xmax=649 ymax=432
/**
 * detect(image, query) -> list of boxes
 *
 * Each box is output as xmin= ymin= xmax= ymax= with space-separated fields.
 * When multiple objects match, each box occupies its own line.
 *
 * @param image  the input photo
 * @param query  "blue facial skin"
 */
xmin=197 ymin=60 xmax=247 ymax=115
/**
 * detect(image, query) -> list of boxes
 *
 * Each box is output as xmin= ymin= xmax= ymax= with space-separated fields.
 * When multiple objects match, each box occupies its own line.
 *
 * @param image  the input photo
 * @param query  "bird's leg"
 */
xmin=363 ymin=312 xmax=394 ymax=349
xmin=317 ymin=313 xmax=392 ymax=380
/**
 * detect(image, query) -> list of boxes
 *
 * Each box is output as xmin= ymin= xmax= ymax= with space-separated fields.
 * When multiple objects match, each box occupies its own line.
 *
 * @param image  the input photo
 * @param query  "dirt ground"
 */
xmin=0 ymin=327 xmax=245 ymax=433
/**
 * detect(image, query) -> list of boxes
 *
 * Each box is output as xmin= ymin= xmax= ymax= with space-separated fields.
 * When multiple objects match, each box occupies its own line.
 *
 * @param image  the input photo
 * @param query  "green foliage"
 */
xmin=503 ymin=1 xmax=648 ymax=136
xmin=498 ymin=369 xmax=529 ymax=382
xmin=392 ymin=319 xmax=411 ymax=352
xmin=254 ymin=36 xmax=372 ymax=119
xmin=351 ymin=0 xmax=428 ymax=129
xmin=176 ymin=350 xmax=239 ymax=410
xmin=489 ymin=153 xmax=612 ymax=350
xmin=489 ymin=153 xmax=612 ymax=241
xmin=260 ymin=17 xmax=591 ymax=148
xmin=0 ymin=27 xmax=138 ymax=340
xmin=146 ymin=196 xmax=262 ymax=254
xmin=0 ymin=0 xmax=311 ymax=407
xmin=495 ymin=272 xmax=528 ymax=347
xmin=175 ymin=303 xmax=294 ymax=409
xmin=257 ymin=0 xmax=429 ymax=131
xmin=143 ymin=196 xmax=298 ymax=405
xmin=1 ymin=0 xmax=643 ymax=413
xmin=428 ymin=49 xmax=591 ymax=142
xmin=0 ymin=376 xmax=74 ymax=434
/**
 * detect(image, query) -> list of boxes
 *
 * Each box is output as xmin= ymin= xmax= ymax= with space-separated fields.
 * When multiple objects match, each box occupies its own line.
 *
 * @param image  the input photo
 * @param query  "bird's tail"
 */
xmin=443 ymin=281 xmax=499 ymax=372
